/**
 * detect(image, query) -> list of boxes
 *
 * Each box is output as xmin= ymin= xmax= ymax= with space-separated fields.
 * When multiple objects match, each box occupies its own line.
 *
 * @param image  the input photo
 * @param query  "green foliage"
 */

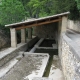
xmin=0 ymin=24 xmax=10 ymax=37
xmin=52 ymin=0 xmax=80 ymax=20
xmin=0 ymin=0 xmax=80 ymax=25
xmin=0 ymin=0 xmax=79 ymax=44
xmin=0 ymin=0 xmax=25 ymax=25
xmin=39 ymin=12 xmax=48 ymax=17
xmin=75 ymin=0 xmax=80 ymax=10
xmin=19 ymin=0 xmax=56 ymax=18
xmin=26 ymin=0 xmax=41 ymax=18
xmin=52 ymin=0 xmax=75 ymax=13
xmin=69 ymin=1 xmax=79 ymax=20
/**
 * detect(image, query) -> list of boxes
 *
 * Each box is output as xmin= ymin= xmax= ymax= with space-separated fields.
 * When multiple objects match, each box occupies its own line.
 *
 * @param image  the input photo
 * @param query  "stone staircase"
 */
xmin=0 ymin=37 xmax=39 ymax=79
xmin=0 ymin=56 xmax=20 ymax=78
xmin=0 ymin=43 xmax=28 ymax=79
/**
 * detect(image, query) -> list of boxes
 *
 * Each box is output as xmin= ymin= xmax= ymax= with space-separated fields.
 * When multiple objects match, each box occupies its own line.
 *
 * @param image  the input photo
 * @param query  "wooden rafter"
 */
xmin=15 ymin=18 xmax=62 ymax=30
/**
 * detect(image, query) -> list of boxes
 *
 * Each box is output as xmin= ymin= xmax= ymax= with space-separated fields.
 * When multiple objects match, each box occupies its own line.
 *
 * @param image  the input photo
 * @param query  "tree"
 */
xmin=39 ymin=0 xmax=55 ymax=16
xmin=0 ymin=0 xmax=79 ymax=25
xmin=0 ymin=0 xmax=25 ymax=25
xmin=70 ymin=1 xmax=79 ymax=20
xmin=52 ymin=0 xmax=75 ymax=13
xmin=18 ymin=0 xmax=56 ymax=18
xmin=52 ymin=0 xmax=79 ymax=20
xmin=75 ymin=0 xmax=80 ymax=10
xmin=26 ymin=0 xmax=41 ymax=18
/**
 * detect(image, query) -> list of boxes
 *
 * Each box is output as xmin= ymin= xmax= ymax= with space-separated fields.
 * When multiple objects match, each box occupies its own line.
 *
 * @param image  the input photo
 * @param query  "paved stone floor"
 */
xmin=32 ymin=77 xmax=52 ymax=80
xmin=0 ymin=53 xmax=49 ymax=80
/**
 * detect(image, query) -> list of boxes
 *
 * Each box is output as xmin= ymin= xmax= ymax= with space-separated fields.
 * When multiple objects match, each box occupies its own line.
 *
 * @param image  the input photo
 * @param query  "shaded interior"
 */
xmin=39 ymin=39 xmax=56 ymax=47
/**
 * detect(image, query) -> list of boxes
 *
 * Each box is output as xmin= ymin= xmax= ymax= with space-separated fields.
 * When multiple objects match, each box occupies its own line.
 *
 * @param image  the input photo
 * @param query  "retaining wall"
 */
xmin=33 ymin=23 xmax=58 ymax=39
xmin=0 ymin=37 xmax=39 ymax=67
xmin=0 ymin=43 xmax=27 ymax=67
xmin=68 ymin=20 xmax=80 ymax=32
xmin=61 ymin=34 xmax=80 ymax=80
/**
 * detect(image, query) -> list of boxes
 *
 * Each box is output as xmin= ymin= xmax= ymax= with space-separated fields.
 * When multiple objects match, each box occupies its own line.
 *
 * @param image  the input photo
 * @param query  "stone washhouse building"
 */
xmin=0 ymin=12 xmax=80 ymax=80
xmin=5 ymin=12 xmax=69 ymax=48
xmin=5 ymin=12 xmax=69 ymax=62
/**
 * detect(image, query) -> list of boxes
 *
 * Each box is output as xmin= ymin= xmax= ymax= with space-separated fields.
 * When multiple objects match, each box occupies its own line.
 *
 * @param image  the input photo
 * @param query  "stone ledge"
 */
xmin=0 ymin=43 xmax=28 ymax=67
xmin=27 ymin=37 xmax=39 ymax=48
xmin=32 ymin=77 xmax=52 ymax=80
xmin=29 ymin=38 xmax=44 ymax=53
xmin=62 ymin=33 xmax=80 ymax=61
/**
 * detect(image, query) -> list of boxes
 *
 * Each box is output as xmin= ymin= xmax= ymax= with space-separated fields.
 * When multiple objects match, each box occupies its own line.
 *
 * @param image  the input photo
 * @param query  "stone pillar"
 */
xmin=21 ymin=29 xmax=26 ymax=43
xmin=28 ymin=28 xmax=32 ymax=39
xmin=61 ymin=16 xmax=68 ymax=33
xmin=10 ymin=28 xmax=17 ymax=47
xmin=58 ymin=16 xmax=68 ymax=61
xmin=58 ymin=21 xmax=62 ymax=59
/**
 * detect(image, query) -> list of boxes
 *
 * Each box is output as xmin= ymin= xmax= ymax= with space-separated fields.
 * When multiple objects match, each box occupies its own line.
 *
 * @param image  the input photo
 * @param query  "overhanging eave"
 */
xmin=5 ymin=12 xmax=70 ymax=30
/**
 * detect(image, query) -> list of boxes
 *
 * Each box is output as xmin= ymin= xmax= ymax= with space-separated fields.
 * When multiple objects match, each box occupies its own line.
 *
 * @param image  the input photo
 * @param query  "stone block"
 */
xmin=32 ymin=77 xmax=52 ymax=80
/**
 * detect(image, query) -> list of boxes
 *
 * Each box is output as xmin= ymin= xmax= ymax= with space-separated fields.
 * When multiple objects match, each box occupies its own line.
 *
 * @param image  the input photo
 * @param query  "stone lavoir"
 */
xmin=0 ymin=12 xmax=80 ymax=80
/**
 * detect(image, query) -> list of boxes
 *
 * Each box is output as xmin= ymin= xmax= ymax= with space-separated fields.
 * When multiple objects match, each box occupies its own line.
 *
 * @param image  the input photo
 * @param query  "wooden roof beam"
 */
xmin=15 ymin=18 xmax=62 ymax=30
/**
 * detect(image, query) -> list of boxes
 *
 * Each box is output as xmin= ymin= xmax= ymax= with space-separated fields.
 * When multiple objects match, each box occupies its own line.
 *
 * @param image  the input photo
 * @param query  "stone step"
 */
xmin=0 ymin=43 xmax=27 ymax=67
xmin=49 ymin=55 xmax=64 ymax=80
xmin=32 ymin=77 xmax=53 ymax=80
xmin=0 ymin=48 xmax=18 ymax=67
xmin=0 ymin=55 xmax=23 ymax=78
xmin=0 ymin=53 xmax=49 ymax=80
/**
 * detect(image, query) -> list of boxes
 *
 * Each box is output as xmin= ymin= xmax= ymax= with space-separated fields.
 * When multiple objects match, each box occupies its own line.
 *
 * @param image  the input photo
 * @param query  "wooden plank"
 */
xmin=16 ymin=19 xmax=62 ymax=30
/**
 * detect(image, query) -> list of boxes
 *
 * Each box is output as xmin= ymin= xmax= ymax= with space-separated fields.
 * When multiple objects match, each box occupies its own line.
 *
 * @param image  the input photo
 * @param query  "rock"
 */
xmin=0 ymin=29 xmax=10 ymax=49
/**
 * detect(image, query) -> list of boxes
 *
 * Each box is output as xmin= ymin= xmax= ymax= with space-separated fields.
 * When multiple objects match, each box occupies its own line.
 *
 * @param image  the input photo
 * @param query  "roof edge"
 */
xmin=5 ymin=12 xmax=70 ymax=28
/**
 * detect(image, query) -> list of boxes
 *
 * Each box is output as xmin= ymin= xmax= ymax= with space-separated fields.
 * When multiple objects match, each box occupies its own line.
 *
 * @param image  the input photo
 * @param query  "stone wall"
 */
xmin=68 ymin=20 xmax=80 ymax=32
xmin=33 ymin=23 xmax=58 ymax=39
xmin=0 ymin=29 xmax=10 ymax=49
xmin=0 ymin=43 xmax=28 ymax=67
xmin=61 ymin=34 xmax=80 ymax=80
